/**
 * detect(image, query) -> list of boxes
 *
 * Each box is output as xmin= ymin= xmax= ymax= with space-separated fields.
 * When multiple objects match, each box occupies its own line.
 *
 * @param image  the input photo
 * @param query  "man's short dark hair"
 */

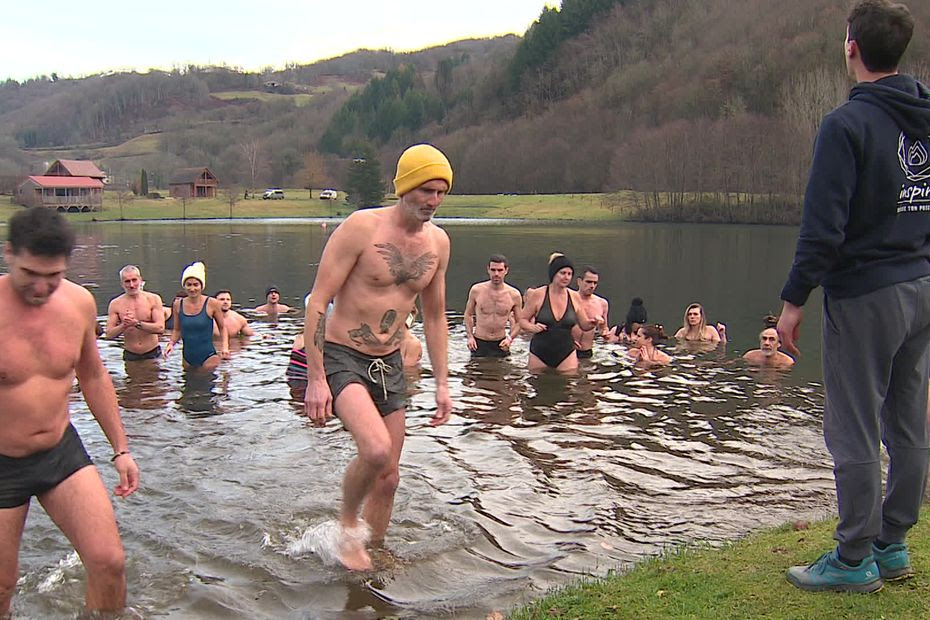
xmin=581 ymin=266 xmax=599 ymax=277
xmin=848 ymin=0 xmax=914 ymax=73
xmin=8 ymin=207 xmax=76 ymax=257
xmin=214 ymin=289 xmax=232 ymax=297
xmin=488 ymin=254 xmax=508 ymax=266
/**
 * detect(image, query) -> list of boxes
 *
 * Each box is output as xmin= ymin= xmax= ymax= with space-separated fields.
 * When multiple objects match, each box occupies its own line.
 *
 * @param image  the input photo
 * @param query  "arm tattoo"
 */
xmin=375 ymin=243 xmax=438 ymax=285
xmin=313 ymin=312 xmax=326 ymax=351
xmin=348 ymin=323 xmax=381 ymax=346
xmin=379 ymin=309 xmax=397 ymax=334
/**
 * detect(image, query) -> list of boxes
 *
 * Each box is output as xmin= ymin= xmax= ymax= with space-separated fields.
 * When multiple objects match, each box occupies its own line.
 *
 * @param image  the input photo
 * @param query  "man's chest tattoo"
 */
xmin=375 ymin=243 xmax=437 ymax=285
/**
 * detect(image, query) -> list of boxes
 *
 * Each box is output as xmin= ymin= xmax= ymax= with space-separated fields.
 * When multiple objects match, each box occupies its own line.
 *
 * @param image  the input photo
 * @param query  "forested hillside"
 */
xmin=1 ymin=0 xmax=928 ymax=218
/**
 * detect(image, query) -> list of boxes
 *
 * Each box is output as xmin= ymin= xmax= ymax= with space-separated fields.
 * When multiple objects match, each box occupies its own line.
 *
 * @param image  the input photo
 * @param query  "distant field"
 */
xmin=210 ymin=91 xmax=315 ymax=106
xmin=0 ymin=191 xmax=625 ymax=222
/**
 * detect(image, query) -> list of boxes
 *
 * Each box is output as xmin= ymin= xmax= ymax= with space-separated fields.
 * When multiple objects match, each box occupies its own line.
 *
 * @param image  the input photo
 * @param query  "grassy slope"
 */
xmin=510 ymin=516 xmax=930 ymax=619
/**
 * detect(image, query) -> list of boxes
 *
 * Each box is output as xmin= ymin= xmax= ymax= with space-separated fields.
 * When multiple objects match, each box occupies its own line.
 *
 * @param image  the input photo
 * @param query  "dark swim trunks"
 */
xmin=576 ymin=348 xmax=594 ymax=359
xmin=0 ymin=424 xmax=93 ymax=509
xmin=123 ymin=345 xmax=162 ymax=362
xmin=472 ymin=337 xmax=509 ymax=358
xmin=324 ymin=341 xmax=406 ymax=416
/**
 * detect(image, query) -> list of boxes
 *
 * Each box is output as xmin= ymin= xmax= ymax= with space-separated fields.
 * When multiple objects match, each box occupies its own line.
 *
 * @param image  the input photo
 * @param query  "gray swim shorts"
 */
xmin=323 ymin=341 xmax=407 ymax=416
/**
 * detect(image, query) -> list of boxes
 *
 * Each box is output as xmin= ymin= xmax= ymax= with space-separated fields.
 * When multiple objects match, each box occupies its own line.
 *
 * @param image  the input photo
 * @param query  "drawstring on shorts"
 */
xmin=367 ymin=357 xmax=392 ymax=402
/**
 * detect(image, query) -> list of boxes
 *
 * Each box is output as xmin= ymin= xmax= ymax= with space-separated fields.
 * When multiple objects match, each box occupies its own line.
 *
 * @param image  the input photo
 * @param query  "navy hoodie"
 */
xmin=781 ymin=74 xmax=930 ymax=306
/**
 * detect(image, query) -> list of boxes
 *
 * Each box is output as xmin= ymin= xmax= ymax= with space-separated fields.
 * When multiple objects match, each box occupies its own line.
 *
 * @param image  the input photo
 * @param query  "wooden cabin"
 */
xmin=16 ymin=159 xmax=106 ymax=211
xmin=45 ymin=159 xmax=107 ymax=181
xmin=169 ymin=167 xmax=218 ymax=199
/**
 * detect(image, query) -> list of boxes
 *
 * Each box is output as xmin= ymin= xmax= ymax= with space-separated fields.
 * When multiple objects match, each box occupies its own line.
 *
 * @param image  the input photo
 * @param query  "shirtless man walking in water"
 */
xmin=106 ymin=265 xmax=165 ymax=361
xmin=572 ymin=266 xmax=609 ymax=359
xmin=464 ymin=254 xmax=522 ymax=357
xmin=0 ymin=208 xmax=139 ymax=616
xmin=304 ymin=144 xmax=453 ymax=571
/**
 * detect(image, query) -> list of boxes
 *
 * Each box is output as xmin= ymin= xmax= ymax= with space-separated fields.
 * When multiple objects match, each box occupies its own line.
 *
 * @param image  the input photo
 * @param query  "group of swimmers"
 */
xmin=463 ymin=251 xmax=795 ymax=372
xmin=106 ymin=251 xmax=795 ymax=380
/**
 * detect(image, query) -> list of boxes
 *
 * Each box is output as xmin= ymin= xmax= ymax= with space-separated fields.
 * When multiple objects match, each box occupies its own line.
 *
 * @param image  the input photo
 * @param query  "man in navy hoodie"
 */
xmin=778 ymin=0 xmax=930 ymax=593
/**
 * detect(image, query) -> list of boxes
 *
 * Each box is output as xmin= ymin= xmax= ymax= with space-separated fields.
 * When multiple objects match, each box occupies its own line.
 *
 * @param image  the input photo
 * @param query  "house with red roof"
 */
xmin=16 ymin=159 xmax=106 ymax=212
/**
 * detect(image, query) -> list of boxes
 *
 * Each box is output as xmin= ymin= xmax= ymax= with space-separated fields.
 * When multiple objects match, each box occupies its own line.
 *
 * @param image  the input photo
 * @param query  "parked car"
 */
xmin=319 ymin=189 xmax=338 ymax=200
xmin=262 ymin=189 xmax=285 ymax=200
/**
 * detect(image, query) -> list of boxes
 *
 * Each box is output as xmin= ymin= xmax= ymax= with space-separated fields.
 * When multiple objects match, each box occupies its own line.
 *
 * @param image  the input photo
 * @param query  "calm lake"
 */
xmin=4 ymin=219 xmax=836 ymax=619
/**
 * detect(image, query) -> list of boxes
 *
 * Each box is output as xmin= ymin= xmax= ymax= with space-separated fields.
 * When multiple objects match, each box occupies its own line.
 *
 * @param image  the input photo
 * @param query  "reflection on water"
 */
xmin=8 ymin=222 xmax=837 ymax=619
xmin=16 ymin=315 xmax=834 ymax=619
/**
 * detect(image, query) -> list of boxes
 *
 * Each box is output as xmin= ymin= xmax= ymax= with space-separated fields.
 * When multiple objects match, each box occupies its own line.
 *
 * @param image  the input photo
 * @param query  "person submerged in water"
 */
xmin=520 ymin=253 xmax=600 ymax=372
xmin=674 ymin=302 xmax=727 ymax=345
xmin=743 ymin=315 xmax=795 ymax=368
xmin=629 ymin=324 xmax=672 ymax=366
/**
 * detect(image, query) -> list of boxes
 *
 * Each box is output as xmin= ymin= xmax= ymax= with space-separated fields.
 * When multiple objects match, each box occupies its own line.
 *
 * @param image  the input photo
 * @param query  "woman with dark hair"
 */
xmin=608 ymin=297 xmax=648 ymax=343
xmin=520 ymin=253 xmax=599 ymax=372
xmin=629 ymin=324 xmax=672 ymax=366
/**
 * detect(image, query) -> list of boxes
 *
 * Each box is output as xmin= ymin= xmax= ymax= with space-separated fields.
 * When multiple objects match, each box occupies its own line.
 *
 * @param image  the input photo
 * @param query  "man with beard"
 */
xmin=105 ymin=265 xmax=165 ymax=361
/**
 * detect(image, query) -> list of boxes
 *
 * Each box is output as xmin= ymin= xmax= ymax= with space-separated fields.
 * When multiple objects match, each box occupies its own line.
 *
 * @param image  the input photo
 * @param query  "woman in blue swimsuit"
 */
xmin=520 ymin=253 xmax=598 ymax=372
xmin=164 ymin=262 xmax=229 ymax=370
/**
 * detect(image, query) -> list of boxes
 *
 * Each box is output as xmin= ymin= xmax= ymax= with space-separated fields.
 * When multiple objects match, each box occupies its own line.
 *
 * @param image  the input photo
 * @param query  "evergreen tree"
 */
xmin=140 ymin=169 xmax=148 ymax=196
xmin=345 ymin=146 xmax=385 ymax=208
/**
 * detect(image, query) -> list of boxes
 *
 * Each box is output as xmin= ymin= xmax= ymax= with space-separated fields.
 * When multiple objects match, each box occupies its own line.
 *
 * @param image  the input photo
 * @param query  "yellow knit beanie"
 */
xmin=393 ymin=144 xmax=453 ymax=197
xmin=181 ymin=261 xmax=206 ymax=287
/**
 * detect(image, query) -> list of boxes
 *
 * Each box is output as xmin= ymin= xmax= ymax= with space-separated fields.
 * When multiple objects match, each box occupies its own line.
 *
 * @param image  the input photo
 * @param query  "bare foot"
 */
xmin=339 ymin=539 xmax=372 ymax=571
xmin=339 ymin=521 xmax=372 ymax=571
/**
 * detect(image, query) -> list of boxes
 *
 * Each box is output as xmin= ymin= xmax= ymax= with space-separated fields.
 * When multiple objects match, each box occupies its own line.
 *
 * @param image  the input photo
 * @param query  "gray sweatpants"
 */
xmin=822 ymin=275 xmax=930 ymax=561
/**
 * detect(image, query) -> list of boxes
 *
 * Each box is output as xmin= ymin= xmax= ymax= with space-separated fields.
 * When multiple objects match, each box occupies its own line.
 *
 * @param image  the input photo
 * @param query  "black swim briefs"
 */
xmin=472 ymin=336 xmax=509 ymax=358
xmin=0 ymin=424 xmax=94 ymax=509
xmin=324 ymin=341 xmax=406 ymax=416
xmin=123 ymin=345 xmax=162 ymax=362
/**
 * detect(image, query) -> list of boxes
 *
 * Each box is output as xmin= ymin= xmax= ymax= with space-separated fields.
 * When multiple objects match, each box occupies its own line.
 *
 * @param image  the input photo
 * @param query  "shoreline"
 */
xmin=1 ymin=191 xmax=801 ymax=225
xmin=510 ymin=513 xmax=930 ymax=618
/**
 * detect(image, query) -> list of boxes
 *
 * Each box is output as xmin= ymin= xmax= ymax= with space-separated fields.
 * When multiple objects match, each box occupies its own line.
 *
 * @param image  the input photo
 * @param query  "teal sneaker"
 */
xmin=872 ymin=542 xmax=913 ymax=581
xmin=786 ymin=549 xmax=883 ymax=593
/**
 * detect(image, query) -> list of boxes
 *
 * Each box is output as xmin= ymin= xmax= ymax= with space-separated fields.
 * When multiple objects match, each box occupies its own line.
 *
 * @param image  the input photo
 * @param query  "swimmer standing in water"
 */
xmin=572 ymin=266 xmax=609 ymax=358
xmin=303 ymin=144 xmax=453 ymax=571
xmin=164 ymin=262 xmax=229 ymax=370
xmin=520 ymin=253 xmax=599 ymax=372
xmin=464 ymin=254 xmax=522 ymax=357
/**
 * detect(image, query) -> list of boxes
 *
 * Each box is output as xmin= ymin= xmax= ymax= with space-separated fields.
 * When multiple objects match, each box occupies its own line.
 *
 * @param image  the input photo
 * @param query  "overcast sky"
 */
xmin=3 ymin=1 xmax=557 ymax=82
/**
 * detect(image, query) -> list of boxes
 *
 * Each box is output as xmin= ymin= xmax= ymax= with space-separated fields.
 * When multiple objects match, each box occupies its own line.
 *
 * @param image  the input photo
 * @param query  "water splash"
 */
xmin=286 ymin=520 xmax=371 ymax=566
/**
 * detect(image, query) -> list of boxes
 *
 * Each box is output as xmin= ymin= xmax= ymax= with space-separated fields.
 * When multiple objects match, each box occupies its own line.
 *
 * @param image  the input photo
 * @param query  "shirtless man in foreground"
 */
xmin=106 ymin=265 xmax=165 ymax=361
xmin=0 ymin=207 xmax=140 ymax=616
xmin=213 ymin=290 xmax=254 ymax=338
xmin=572 ymin=266 xmax=609 ymax=359
xmin=464 ymin=254 xmax=522 ymax=357
xmin=304 ymin=144 xmax=453 ymax=571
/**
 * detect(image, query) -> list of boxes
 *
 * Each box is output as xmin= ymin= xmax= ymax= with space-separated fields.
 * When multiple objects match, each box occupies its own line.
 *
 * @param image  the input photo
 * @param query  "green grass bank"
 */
xmin=510 ymin=516 xmax=930 ymax=619
xmin=0 ymin=190 xmax=648 ymax=223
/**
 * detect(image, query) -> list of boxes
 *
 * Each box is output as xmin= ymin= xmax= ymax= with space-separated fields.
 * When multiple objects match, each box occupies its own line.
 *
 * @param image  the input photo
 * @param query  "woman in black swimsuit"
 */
xmin=520 ymin=253 xmax=599 ymax=372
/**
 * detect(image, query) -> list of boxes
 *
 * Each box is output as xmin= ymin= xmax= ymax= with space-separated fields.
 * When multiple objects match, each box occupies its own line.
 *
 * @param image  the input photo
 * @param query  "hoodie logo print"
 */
xmin=898 ymin=133 xmax=930 ymax=182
